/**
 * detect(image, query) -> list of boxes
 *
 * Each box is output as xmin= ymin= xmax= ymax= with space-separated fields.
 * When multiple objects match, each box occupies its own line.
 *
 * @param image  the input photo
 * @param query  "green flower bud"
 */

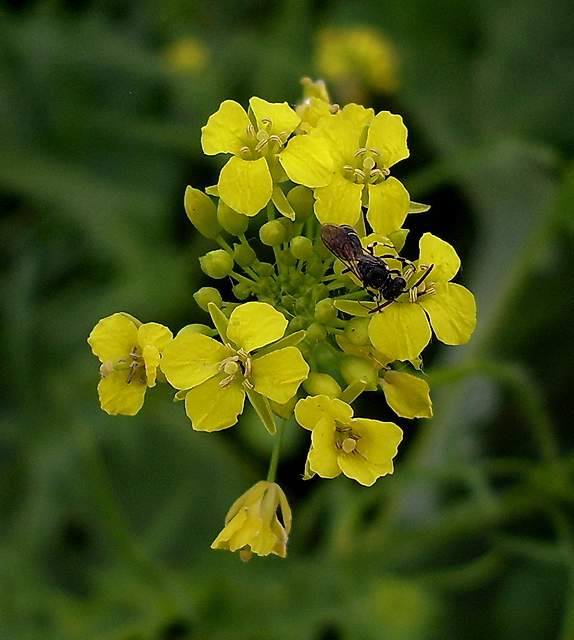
xmin=306 ymin=322 xmax=327 ymax=342
xmin=217 ymin=200 xmax=249 ymax=236
xmin=289 ymin=315 xmax=306 ymax=332
xmin=233 ymin=282 xmax=251 ymax=300
xmin=306 ymin=254 xmax=324 ymax=277
xmin=311 ymin=284 xmax=330 ymax=302
xmin=260 ymin=220 xmax=287 ymax=246
xmin=233 ymin=243 xmax=257 ymax=267
xmin=295 ymin=296 xmax=310 ymax=315
xmin=279 ymin=250 xmax=297 ymax=267
xmin=277 ymin=218 xmax=296 ymax=242
xmin=339 ymin=355 xmax=378 ymax=390
xmin=388 ymin=228 xmax=409 ymax=252
xmin=184 ymin=186 xmax=222 ymax=239
xmin=193 ymin=287 xmax=223 ymax=311
xmin=256 ymin=262 xmax=275 ymax=277
xmin=344 ymin=316 xmax=371 ymax=346
xmin=290 ymin=236 xmax=314 ymax=261
xmin=176 ymin=323 xmax=216 ymax=337
xmin=287 ymin=185 xmax=314 ymax=222
xmin=314 ymin=236 xmax=331 ymax=259
xmin=315 ymin=298 xmax=337 ymax=324
xmin=199 ymin=249 xmax=234 ymax=279
xmin=303 ymin=372 xmax=341 ymax=398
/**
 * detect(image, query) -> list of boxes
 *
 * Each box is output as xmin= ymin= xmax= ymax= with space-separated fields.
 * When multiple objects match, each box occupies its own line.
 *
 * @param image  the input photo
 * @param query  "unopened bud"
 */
xmin=233 ymin=243 xmax=257 ymax=267
xmin=199 ymin=250 xmax=234 ymax=279
xmin=193 ymin=287 xmax=223 ymax=311
xmin=303 ymin=372 xmax=341 ymax=398
xmin=290 ymin=236 xmax=314 ymax=261
xmin=344 ymin=316 xmax=371 ymax=346
xmin=339 ymin=355 xmax=378 ymax=390
xmin=217 ymin=201 xmax=249 ymax=236
xmin=184 ymin=186 xmax=222 ymax=239
xmin=314 ymin=298 xmax=337 ymax=324
xmin=260 ymin=220 xmax=287 ymax=246
xmin=287 ymin=185 xmax=314 ymax=222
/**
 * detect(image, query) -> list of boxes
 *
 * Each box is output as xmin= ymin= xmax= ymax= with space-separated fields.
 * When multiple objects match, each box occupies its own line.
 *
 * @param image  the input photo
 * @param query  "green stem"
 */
xmin=266 ymin=418 xmax=286 ymax=483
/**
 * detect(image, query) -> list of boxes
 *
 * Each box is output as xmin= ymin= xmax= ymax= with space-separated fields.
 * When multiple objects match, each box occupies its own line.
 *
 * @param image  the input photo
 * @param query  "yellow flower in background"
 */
xmin=160 ymin=302 xmax=309 ymax=432
xmin=315 ymin=26 xmax=399 ymax=95
xmin=163 ymin=36 xmax=209 ymax=72
xmin=295 ymin=395 xmax=403 ymax=486
xmin=312 ymin=105 xmax=411 ymax=233
xmin=201 ymin=97 xmax=333 ymax=216
xmin=88 ymin=313 xmax=173 ymax=416
xmin=211 ymin=481 xmax=292 ymax=559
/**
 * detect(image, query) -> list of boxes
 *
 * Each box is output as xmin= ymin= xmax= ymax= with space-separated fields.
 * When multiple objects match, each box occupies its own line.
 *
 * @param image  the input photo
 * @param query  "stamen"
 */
xmin=354 ymin=147 xmax=367 ymax=157
xmin=239 ymin=146 xmax=253 ymax=159
xmin=369 ymin=147 xmax=381 ymax=157
xmin=245 ymin=124 xmax=257 ymax=139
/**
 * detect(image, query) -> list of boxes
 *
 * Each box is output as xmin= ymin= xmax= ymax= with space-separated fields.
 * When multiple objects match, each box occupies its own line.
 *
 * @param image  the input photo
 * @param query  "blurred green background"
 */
xmin=2 ymin=0 xmax=574 ymax=638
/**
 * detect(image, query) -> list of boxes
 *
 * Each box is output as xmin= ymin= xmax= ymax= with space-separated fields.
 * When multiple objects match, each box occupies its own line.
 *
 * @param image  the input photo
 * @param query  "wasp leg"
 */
xmin=409 ymin=263 xmax=434 ymax=289
xmin=368 ymin=297 xmax=395 ymax=313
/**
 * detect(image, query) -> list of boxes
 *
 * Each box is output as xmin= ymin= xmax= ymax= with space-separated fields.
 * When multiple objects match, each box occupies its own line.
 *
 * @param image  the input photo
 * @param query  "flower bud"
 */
xmin=233 ymin=243 xmax=257 ymax=267
xmin=339 ymin=355 xmax=378 ymax=390
xmin=306 ymin=254 xmax=324 ymax=277
xmin=287 ymin=185 xmax=314 ymax=222
xmin=260 ymin=220 xmax=287 ymax=246
xmin=176 ymin=323 xmax=216 ymax=337
xmin=184 ymin=186 xmax=222 ymax=239
xmin=217 ymin=200 xmax=249 ymax=236
xmin=233 ymin=282 xmax=251 ymax=300
xmin=278 ymin=250 xmax=297 ymax=267
xmin=290 ymin=236 xmax=314 ymax=261
xmin=311 ymin=284 xmax=329 ymax=302
xmin=193 ymin=287 xmax=223 ymax=311
xmin=305 ymin=322 xmax=327 ymax=343
xmin=199 ymin=249 xmax=234 ymax=279
xmin=303 ymin=372 xmax=341 ymax=398
xmin=344 ymin=316 xmax=371 ymax=346
xmin=256 ymin=262 xmax=275 ymax=277
xmin=314 ymin=298 xmax=337 ymax=324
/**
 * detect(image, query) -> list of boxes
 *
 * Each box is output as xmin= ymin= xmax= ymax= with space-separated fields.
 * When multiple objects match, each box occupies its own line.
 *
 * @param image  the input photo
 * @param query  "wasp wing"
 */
xmin=320 ymin=224 xmax=368 ymax=281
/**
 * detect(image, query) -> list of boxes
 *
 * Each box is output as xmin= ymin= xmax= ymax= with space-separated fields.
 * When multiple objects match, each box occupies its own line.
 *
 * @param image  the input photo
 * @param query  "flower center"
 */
xmin=103 ymin=347 xmax=147 ymax=385
xmin=334 ymin=421 xmax=360 ymax=454
xmin=218 ymin=345 xmax=254 ymax=389
xmin=342 ymin=147 xmax=390 ymax=185
xmin=239 ymin=119 xmax=290 ymax=160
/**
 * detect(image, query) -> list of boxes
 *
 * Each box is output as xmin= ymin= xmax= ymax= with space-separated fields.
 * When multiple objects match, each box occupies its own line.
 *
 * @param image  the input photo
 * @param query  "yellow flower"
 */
xmin=211 ymin=481 xmax=292 ymax=559
xmin=312 ymin=105 xmax=411 ymax=234
xmin=201 ymin=98 xmax=333 ymax=216
xmin=315 ymin=26 xmax=399 ymax=94
xmin=160 ymin=302 xmax=309 ymax=432
xmin=295 ymin=77 xmax=338 ymax=133
xmin=368 ymin=233 xmax=477 ymax=361
xmin=88 ymin=313 xmax=173 ymax=416
xmin=295 ymin=395 xmax=403 ymax=486
xmin=163 ymin=37 xmax=209 ymax=72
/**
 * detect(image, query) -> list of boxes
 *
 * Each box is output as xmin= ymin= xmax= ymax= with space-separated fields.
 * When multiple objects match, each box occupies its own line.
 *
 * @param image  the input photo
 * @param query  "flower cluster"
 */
xmin=88 ymin=79 xmax=476 ymax=559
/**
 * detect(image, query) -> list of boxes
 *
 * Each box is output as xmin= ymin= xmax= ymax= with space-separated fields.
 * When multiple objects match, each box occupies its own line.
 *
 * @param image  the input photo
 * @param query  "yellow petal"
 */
xmin=308 ymin=417 xmax=341 ymax=478
xmin=368 ymin=303 xmax=431 ymax=361
xmin=314 ymin=109 xmax=366 ymax=166
xmin=418 ymin=233 xmax=461 ymax=282
xmin=294 ymin=395 xmax=353 ymax=430
xmin=366 ymin=177 xmax=410 ymax=236
xmin=227 ymin=302 xmax=287 ymax=352
xmin=161 ymin=332 xmax=228 ymax=390
xmin=88 ymin=313 xmax=138 ymax=362
xmin=418 ymin=282 xmax=476 ymax=345
xmin=380 ymin=370 xmax=433 ymax=419
xmin=201 ymin=100 xmax=251 ymax=155
xmin=365 ymin=111 xmax=409 ymax=167
xmin=184 ymin=375 xmax=245 ymax=431
xmin=279 ymin=135 xmax=334 ymax=188
xmin=314 ymin=172 xmax=363 ymax=226
xmin=249 ymin=97 xmax=300 ymax=136
xmin=137 ymin=322 xmax=173 ymax=351
xmin=218 ymin=156 xmax=272 ymax=216
xmin=142 ymin=344 xmax=160 ymax=387
xmin=251 ymin=346 xmax=309 ymax=404
xmin=97 ymin=372 xmax=146 ymax=416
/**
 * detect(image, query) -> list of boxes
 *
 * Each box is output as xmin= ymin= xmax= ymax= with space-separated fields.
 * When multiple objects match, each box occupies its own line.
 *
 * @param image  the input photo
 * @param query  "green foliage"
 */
xmin=1 ymin=0 xmax=574 ymax=638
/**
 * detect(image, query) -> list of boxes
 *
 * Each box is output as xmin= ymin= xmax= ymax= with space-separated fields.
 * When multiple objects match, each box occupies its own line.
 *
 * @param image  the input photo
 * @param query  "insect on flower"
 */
xmin=321 ymin=223 xmax=434 ymax=312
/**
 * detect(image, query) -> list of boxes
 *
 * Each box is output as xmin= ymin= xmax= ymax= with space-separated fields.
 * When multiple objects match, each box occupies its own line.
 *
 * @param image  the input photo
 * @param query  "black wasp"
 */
xmin=321 ymin=223 xmax=434 ymax=312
